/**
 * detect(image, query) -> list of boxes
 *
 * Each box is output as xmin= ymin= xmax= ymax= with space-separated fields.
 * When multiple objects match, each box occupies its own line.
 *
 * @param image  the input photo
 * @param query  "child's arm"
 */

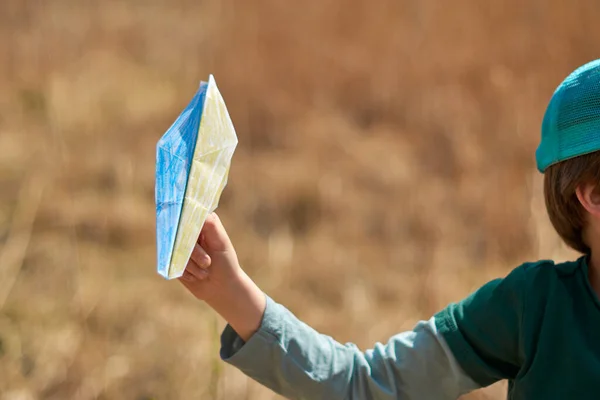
xmin=178 ymin=213 xmax=267 ymax=342
xmin=218 ymin=295 xmax=481 ymax=400
xmin=179 ymin=213 xmax=523 ymax=399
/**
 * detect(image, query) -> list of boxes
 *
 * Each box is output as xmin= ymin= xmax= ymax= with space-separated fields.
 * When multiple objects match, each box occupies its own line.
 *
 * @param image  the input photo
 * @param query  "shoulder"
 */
xmin=517 ymin=257 xmax=583 ymax=289
xmin=436 ymin=257 xmax=582 ymax=326
xmin=432 ymin=258 xmax=584 ymax=386
xmin=432 ymin=259 xmax=565 ymax=385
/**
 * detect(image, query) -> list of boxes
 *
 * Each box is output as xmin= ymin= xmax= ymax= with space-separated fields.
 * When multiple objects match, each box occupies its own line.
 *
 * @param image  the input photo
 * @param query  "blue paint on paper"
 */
xmin=155 ymin=83 xmax=207 ymax=277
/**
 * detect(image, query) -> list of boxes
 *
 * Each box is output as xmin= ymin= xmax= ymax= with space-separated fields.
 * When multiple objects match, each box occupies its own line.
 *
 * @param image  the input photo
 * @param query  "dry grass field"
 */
xmin=0 ymin=0 xmax=597 ymax=399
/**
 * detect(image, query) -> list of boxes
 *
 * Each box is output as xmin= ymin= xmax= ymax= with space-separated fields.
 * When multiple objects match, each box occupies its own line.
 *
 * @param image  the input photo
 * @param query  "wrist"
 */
xmin=206 ymin=269 xmax=266 ymax=342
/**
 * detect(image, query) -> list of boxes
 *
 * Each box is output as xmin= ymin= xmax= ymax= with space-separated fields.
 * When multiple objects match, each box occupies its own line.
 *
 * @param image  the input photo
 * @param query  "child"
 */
xmin=178 ymin=59 xmax=600 ymax=399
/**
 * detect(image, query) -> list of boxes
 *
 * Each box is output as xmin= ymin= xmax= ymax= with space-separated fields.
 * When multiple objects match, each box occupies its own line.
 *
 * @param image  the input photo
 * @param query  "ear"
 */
xmin=575 ymin=182 xmax=600 ymax=218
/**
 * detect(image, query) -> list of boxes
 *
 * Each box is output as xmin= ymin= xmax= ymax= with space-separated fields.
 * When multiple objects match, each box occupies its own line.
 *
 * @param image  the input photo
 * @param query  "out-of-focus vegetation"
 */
xmin=0 ymin=0 xmax=593 ymax=398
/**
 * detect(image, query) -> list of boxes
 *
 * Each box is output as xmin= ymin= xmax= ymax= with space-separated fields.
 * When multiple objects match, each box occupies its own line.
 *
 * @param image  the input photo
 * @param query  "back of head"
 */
xmin=538 ymin=59 xmax=600 ymax=254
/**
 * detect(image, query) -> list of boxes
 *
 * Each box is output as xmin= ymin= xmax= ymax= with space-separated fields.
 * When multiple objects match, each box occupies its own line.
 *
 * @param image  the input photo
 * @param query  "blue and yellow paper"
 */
xmin=155 ymin=75 xmax=238 ymax=279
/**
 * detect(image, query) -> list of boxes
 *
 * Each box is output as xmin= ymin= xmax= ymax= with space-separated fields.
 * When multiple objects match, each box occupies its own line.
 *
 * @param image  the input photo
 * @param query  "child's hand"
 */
xmin=178 ymin=213 xmax=266 ymax=341
xmin=179 ymin=212 xmax=242 ymax=302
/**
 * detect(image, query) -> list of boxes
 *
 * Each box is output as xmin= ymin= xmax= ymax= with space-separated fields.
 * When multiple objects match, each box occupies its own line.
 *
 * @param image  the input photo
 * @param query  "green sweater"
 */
xmin=220 ymin=256 xmax=599 ymax=399
xmin=437 ymin=256 xmax=600 ymax=399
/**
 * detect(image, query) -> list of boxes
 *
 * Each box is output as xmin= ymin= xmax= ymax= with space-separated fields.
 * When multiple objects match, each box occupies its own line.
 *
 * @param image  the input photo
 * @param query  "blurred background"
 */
xmin=0 ymin=0 xmax=596 ymax=398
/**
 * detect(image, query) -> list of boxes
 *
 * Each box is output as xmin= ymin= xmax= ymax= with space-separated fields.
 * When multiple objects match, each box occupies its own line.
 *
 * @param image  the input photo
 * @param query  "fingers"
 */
xmin=178 ymin=269 xmax=208 ymax=301
xmin=178 ymin=272 xmax=198 ymax=292
xmin=191 ymin=242 xmax=211 ymax=269
xmin=181 ymin=269 xmax=199 ymax=282
xmin=182 ymin=262 xmax=209 ymax=281
xmin=183 ymin=243 xmax=211 ymax=282
xmin=201 ymin=213 xmax=232 ymax=252
xmin=188 ymin=263 xmax=209 ymax=279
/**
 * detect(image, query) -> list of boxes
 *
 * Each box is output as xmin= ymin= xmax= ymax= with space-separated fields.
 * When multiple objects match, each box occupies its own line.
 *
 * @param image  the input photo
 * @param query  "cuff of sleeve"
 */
xmin=219 ymin=294 xmax=282 ymax=369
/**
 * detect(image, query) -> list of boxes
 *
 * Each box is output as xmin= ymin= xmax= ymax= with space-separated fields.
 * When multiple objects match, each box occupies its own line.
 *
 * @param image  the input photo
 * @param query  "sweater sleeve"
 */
xmin=220 ymin=295 xmax=479 ymax=400
xmin=434 ymin=264 xmax=528 ymax=387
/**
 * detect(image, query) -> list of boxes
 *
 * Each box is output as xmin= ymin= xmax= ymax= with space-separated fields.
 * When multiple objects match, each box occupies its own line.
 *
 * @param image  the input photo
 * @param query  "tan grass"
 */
xmin=0 ymin=0 xmax=598 ymax=399
xmin=0 ymin=171 xmax=45 ymax=309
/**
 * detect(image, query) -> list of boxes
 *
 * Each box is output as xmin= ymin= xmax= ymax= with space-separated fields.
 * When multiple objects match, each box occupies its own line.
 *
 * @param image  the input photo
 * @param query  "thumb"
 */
xmin=200 ymin=213 xmax=233 ymax=253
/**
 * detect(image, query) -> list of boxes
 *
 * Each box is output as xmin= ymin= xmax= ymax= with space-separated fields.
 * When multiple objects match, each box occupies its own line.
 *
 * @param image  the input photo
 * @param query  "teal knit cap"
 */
xmin=536 ymin=59 xmax=600 ymax=173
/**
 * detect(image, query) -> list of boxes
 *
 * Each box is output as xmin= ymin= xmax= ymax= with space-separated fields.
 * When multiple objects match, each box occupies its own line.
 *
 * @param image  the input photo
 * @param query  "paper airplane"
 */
xmin=155 ymin=75 xmax=237 ymax=279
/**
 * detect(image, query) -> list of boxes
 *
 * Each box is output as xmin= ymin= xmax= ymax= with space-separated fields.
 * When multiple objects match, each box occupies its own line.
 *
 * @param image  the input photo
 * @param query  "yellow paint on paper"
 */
xmin=168 ymin=75 xmax=237 ymax=279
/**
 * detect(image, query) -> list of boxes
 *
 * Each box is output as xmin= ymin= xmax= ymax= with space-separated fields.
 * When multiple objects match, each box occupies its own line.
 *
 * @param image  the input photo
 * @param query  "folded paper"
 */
xmin=155 ymin=75 xmax=237 ymax=279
